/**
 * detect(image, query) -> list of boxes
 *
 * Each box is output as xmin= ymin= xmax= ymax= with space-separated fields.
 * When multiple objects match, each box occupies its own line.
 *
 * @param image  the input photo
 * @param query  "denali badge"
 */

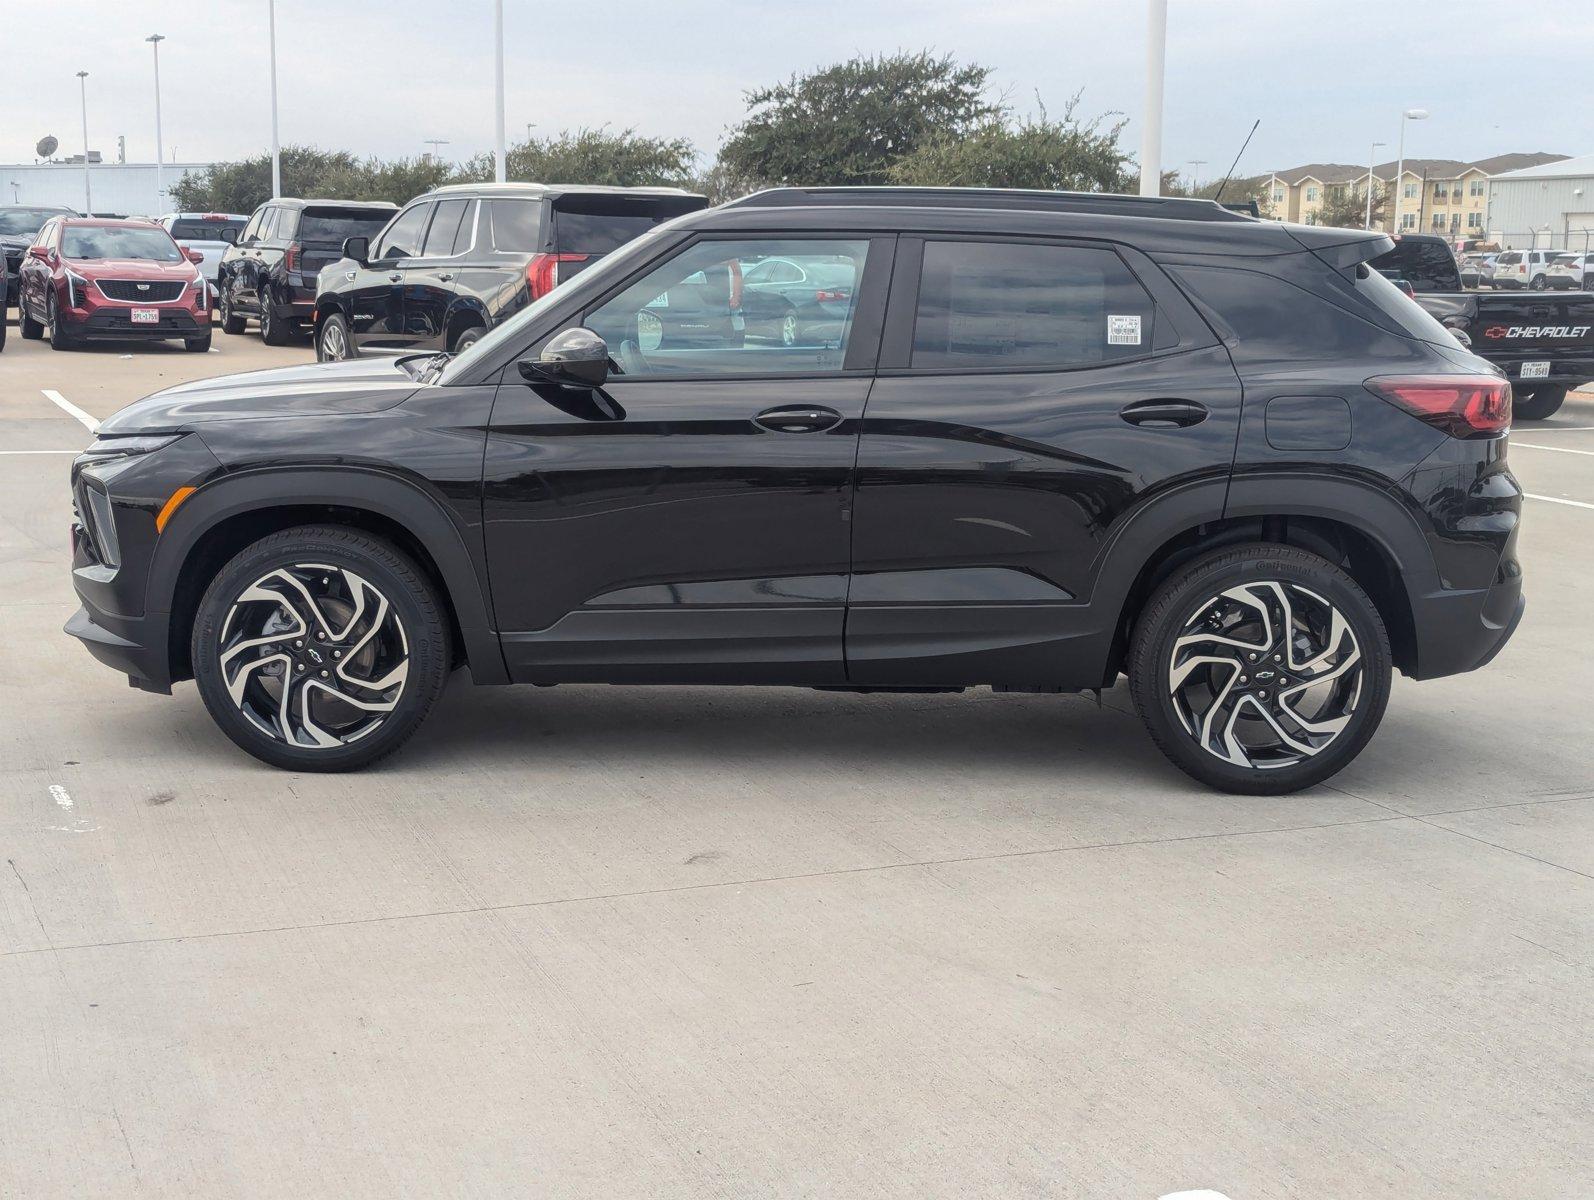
xmin=1482 ymin=324 xmax=1591 ymax=339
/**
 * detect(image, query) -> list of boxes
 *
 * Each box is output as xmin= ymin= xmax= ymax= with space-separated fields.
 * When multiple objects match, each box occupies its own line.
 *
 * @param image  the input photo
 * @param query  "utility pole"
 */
xmin=1392 ymin=107 xmax=1428 ymax=232
xmin=1365 ymin=141 xmax=1385 ymax=229
xmin=268 ymin=0 xmax=281 ymax=197
xmin=76 ymin=71 xmax=92 ymax=214
xmin=493 ymin=0 xmax=507 ymax=182
xmin=147 ymin=35 xmax=165 ymax=210
xmin=1139 ymin=0 xmax=1167 ymax=196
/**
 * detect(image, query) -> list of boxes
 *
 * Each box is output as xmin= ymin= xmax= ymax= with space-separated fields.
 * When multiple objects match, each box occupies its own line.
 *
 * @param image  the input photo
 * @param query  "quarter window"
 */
xmin=910 ymin=240 xmax=1155 ymax=370
xmin=373 ymin=203 xmax=431 ymax=261
xmin=489 ymin=200 xmax=543 ymax=253
xmin=585 ymin=238 xmax=869 ymax=377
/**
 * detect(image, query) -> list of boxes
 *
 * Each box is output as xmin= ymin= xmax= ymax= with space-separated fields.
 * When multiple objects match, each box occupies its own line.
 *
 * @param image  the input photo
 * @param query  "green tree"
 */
xmin=168 ymin=145 xmax=456 ymax=212
xmin=717 ymin=51 xmax=999 ymax=189
xmin=460 ymin=127 xmax=698 ymax=188
xmin=887 ymin=98 xmax=1131 ymax=192
xmin=1316 ymin=181 xmax=1385 ymax=229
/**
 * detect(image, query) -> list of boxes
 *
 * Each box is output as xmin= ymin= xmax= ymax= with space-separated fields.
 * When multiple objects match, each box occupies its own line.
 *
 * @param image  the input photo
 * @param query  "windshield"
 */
xmin=437 ymin=222 xmax=683 ymax=384
xmin=1356 ymin=265 xmax=1457 ymax=345
xmin=170 ymin=217 xmax=245 ymax=242
xmin=62 ymin=226 xmax=182 ymax=261
xmin=299 ymin=210 xmax=393 ymax=244
xmin=0 ymin=208 xmax=68 ymax=236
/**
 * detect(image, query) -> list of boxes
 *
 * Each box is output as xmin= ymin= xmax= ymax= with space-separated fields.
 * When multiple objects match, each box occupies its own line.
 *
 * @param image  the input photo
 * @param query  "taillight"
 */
xmin=814 ymin=288 xmax=850 ymax=302
xmin=526 ymin=252 xmax=589 ymax=299
xmin=284 ymin=243 xmax=301 ymax=273
xmin=1365 ymin=374 xmax=1512 ymax=438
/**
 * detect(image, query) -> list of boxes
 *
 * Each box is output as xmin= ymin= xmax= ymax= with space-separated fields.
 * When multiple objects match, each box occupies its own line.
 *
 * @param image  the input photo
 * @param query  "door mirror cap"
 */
xmin=184 ymin=248 xmax=205 ymax=264
xmin=26 ymin=245 xmax=49 ymax=261
xmin=342 ymin=235 xmax=370 ymax=264
xmin=520 ymin=327 xmax=609 ymax=389
xmin=219 ymin=227 xmax=239 ymax=245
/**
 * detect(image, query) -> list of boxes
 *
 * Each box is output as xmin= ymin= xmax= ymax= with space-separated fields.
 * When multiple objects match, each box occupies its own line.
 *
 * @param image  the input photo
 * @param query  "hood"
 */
xmin=68 ymin=257 xmax=196 ymax=279
xmin=98 ymin=357 xmax=424 ymax=435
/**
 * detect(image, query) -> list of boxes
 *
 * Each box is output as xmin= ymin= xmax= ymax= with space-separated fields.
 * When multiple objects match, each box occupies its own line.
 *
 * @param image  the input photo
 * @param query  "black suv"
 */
xmin=217 ymin=198 xmax=397 ymax=344
xmin=2 ymin=204 xmax=76 ymax=306
xmin=65 ymin=188 xmax=1525 ymax=793
xmin=310 ymin=182 xmax=706 ymax=362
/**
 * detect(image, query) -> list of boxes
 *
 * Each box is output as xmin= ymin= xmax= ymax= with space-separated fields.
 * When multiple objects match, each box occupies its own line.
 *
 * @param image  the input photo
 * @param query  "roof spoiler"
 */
xmin=1285 ymin=224 xmax=1394 ymax=269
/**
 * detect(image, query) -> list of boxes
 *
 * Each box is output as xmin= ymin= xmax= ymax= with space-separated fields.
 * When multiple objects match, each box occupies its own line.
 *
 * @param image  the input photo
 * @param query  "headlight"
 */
xmin=65 ymin=267 xmax=89 ymax=308
xmin=191 ymin=268 xmax=208 ymax=299
xmin=82 ymin=434 xmax=183 ymax=458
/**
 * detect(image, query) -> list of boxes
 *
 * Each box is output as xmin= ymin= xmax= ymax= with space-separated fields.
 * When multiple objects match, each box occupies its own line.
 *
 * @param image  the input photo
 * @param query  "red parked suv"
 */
xmin=16 ymin=217 xmax=212 ymax=352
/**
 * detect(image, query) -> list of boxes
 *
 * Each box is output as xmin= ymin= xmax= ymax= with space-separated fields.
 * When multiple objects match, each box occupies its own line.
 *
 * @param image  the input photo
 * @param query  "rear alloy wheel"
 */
xmin=19 ymin=298 xmax=44 ymax=339
xmin=1130 ymin=544 xmax=1391 ymax=794
xmin=191 ymin=526 xmax=450 ymax=771
xmin=1530 ymin=274 xmax=1548 ymax=290
xmin=1514 ymin=385 xmax=1566 ymax=421
xmin=317 ymin=312 xmax=352 ymax=362
xmin=259 ymin=297 xmax=289 ymax=346
xmin=451 ymin=326 xmax=483 ymax=354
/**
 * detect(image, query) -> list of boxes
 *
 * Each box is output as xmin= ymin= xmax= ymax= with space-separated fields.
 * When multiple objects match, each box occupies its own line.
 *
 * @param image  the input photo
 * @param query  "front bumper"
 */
xmin=63 ymin=307 xmax=207 ymax=340
xmin=64 ymin=605 xmax=171 ymax=693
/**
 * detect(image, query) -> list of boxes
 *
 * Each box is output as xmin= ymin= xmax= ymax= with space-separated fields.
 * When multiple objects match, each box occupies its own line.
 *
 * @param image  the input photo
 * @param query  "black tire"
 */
xmin=1530 ymin=274 xmax=1548 ymax=291
xmin=191 ymin=525 xmax=451 ymax=772
xmin=1128 ymin=543 xmax=1392 ymax=795
xmin=450 ymin=325 xmax=483 ymax=354
xmin=184 ymin=331 xmax=213 ymax=353
xmin=259 ymin=295 xmax=289 ymax=346
xmin=316 ymin=312 xmax=353 ymax=362
xmin=19 ymin=299 xmax=44 ymax=339
xmin=1514 ymin=385 xmax=1566 ymax=421
xmin=218 ymin=282 xmax=246 ymax=334
xmin=0 ymin=309 xmax=7 ymax=351
xmin=47 ymin=293 xmax=77 ymax=350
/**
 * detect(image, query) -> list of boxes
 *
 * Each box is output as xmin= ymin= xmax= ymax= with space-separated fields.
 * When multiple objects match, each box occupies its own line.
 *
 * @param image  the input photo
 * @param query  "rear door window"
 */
xmin=421 ymin=199 xmax=470 ymax=257
xmin=489 ymin=200 xmax=543 ymax=253
xmin=910 ymin=240 xmax=1155 ymax=370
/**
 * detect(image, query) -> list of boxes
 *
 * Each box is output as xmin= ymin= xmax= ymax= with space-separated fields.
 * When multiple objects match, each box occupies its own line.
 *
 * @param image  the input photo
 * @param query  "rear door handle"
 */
xmin=1120 ymin=398 xmax=1209 ymax=428
xmin=752 ymin=405 xmax=844 ymax=434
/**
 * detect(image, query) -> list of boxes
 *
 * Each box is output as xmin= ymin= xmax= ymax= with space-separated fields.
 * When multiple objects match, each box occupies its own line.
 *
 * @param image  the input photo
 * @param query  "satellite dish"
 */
xmin=36 ymin=135 xmax=59 ymax=158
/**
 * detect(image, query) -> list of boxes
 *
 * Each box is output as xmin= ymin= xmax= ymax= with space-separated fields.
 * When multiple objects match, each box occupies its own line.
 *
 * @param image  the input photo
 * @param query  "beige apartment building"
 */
xmin=1264 ymin=153 xmax=1565 ymax=236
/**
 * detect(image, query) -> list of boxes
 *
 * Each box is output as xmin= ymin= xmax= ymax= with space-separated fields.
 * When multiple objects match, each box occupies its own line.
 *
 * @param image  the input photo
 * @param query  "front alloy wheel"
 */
xmin=192 ymin=526 xmax=449 ymax=771
xmin=318 ymin=313 xmax=351 ymax=362
xmin=1130 ymin=544 xmax=1391 ymax=794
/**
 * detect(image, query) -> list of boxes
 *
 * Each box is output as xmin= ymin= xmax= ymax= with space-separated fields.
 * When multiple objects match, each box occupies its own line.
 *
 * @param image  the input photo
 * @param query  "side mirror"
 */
xmin=519 ymin=327 xmax=609 ymax=389
xmin=184 ymin=248 xmax=205 ymax=264
xmin=27 ymin=246 xmax=49 ymax=261
xmin=219 ymin=227 xmax=239 ymax=245
xmin=342 ymin=236 xmax=369 ymax=265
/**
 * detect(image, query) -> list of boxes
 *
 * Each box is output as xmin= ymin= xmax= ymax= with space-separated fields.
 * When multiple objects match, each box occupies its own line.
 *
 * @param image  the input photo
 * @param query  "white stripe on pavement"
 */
xmin=1515 ymin=425 xmax=1594 ymax=433
xmin=1513 ymin=441 xmax=1594 ymax=457
xmin=1526 ymin=493 xmax=1594 ymax=511
xmin=41 ymin=389 xmax=99 ymax=433
xmin=0 ymin=450 xmax=80 ymax=455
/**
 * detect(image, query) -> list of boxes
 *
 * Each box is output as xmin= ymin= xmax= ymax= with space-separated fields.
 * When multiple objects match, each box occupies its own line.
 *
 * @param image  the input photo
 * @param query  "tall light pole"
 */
xmin=1392 ymin=108 xmax=1428 ymax=232
xmin=423 ymin=139 xmax=451 ymax=162
xmin=268 ymin=0 xmax=281 ymax=197
xmin=1139 ymin=0 xmax=1167 ymax=196
xmin=1187 ymin=159 xmax=1207 ymax=193
xmin=76 ymin=71 xmax=92 ymax=214
xmin=147 ymin=35 xmax=166 ymax=212
xmin=493 ymin=0 xmax=507 ymax=182
xmin=1365 ymin=140 xmax=1386 ymax=230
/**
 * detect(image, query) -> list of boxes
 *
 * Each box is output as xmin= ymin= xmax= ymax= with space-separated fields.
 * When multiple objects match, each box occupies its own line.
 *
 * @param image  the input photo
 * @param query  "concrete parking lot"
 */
xmin=2 ymin=323 xmax=1591 ymax=1198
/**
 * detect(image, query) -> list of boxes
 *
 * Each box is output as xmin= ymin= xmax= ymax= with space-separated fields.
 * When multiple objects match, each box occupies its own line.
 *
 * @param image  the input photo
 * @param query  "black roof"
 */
xmin=262 ymin=197 xmax=398 ymax=211
xmin=728 ymin=186 xmax=1251 ymax=223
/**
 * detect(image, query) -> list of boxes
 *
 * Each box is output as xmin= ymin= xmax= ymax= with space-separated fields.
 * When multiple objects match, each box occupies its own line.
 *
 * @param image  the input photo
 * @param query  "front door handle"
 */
xmin=752 ymin=405 xmax=844 ymax=434
xmin=388 ymin=272 xmax=402 ymax=282
xmin=1120 ymin=398 xmax=1209 ymax=428
xmin=437 ymin=273 xmax=453 ymax=282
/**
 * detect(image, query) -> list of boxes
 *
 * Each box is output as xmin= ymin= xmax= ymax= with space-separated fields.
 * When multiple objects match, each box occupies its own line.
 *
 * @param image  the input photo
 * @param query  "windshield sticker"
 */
xmin=1108 ymin=314 xmax=1142 ymax=346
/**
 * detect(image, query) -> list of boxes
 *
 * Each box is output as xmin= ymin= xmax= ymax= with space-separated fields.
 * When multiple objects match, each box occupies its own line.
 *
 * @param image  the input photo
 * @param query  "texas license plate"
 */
xmin=1520 ymin=361 xmax=1550 ymax=379
xmin=130 ymin=308 xmax=159 ymax=324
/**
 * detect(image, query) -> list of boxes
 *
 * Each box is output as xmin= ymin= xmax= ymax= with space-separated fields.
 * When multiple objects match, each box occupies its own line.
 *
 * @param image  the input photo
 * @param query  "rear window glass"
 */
xmin=1354 ymin=266 xmax=1456 ymax=343
xmin=489 ymin=200 xmax=543 ymax=252
xmin=911 ymin=240 xmax=1155 ymax=369
xmin=1369 ymin=240 xmax=1460 ymax=292
xmin=553 ymin=210 xmax=662 ymax=257
xmin=299 ymin=209 xmax=394 ymax=244
xmin=63 ymin=226 xmax=182 ymax=261
xmin=170 ymin=217 xmax=245 ymax=242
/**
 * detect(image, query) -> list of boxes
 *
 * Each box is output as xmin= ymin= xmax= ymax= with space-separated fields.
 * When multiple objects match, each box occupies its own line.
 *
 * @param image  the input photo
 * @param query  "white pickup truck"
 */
xmin=155 ymin=212 xmax=248 ymax=292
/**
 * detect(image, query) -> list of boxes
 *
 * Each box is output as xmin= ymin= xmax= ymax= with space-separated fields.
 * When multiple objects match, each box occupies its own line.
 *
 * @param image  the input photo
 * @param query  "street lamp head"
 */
xmin=1403 ymin=108 xmax=1429 ymax=120
xmin=76 ymin=70 xmax=89 ymax=79
xmin=146 ymin=33 xmax=164 ymax=43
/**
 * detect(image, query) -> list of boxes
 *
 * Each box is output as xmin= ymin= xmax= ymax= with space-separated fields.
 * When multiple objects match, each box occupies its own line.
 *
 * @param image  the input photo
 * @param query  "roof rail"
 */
xmin=724 ymin=186 xmax=1254 ymax=223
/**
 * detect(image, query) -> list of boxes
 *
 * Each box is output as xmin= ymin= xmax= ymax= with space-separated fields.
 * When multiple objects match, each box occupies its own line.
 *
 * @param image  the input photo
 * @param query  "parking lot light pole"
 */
xmin=268 ymin=0 xmax=281 ymax=198
xmin=147 ymin=35 xmax=165 ymax=212
xmin=1366 ymin=140 xmax=1385 ymax=229
xmin=493 ymin=0 xmax=507 ymax=183
xmin=76 ymin=71 xmax=92 ymax=214
xmin=1139 ymin=0 xmax=1167 ymax=196
xmin=1392 ymin=108 xmax=1428 ymax=232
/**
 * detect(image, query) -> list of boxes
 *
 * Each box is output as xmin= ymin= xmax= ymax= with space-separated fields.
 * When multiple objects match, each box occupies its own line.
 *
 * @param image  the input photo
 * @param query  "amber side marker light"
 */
xmin=155 ymin=486 xmax=197 ymax=533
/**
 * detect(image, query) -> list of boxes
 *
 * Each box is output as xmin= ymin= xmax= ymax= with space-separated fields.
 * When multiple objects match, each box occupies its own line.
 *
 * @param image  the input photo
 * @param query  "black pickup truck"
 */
xmin=1373 ymin=233 xmax=1594 ymax=419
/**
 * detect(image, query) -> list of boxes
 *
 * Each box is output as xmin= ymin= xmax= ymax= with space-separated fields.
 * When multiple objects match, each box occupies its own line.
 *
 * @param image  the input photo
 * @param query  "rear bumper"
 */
xmin=1409 ymin=573 xmax=1524 ymax=680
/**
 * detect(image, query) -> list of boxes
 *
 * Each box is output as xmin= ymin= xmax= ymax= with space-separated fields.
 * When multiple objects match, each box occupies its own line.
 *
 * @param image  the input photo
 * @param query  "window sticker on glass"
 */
xmin=1108 ymin=314 xmax=1142 ymax=345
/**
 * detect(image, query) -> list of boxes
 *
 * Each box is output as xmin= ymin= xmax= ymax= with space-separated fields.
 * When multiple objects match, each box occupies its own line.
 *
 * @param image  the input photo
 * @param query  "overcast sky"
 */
xmin=6 ymin=0 xmax=1590 ymax=184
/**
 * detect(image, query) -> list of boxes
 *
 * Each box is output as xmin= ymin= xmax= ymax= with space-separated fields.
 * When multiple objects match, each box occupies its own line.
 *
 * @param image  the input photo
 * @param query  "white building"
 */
xmin=1487 ymin=154 xmax=1594 ymax=250
xmin=1 ymin=161 xmax=215 ymax=217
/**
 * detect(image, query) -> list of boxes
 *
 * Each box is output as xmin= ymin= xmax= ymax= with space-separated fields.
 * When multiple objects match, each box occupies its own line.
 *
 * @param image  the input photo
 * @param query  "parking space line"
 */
xmin=41 ymin=389 xmax=100 ymax=433
xmin=1526 ymin=493 xmax=1594 ymax=511
xmin=0 ymin=450 xmax=79 ymax=455
xmin=1516 ymin=425 xmax=1594 ymax=433
xmin=1513 ymin=442 xmax=1594 ymax=457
